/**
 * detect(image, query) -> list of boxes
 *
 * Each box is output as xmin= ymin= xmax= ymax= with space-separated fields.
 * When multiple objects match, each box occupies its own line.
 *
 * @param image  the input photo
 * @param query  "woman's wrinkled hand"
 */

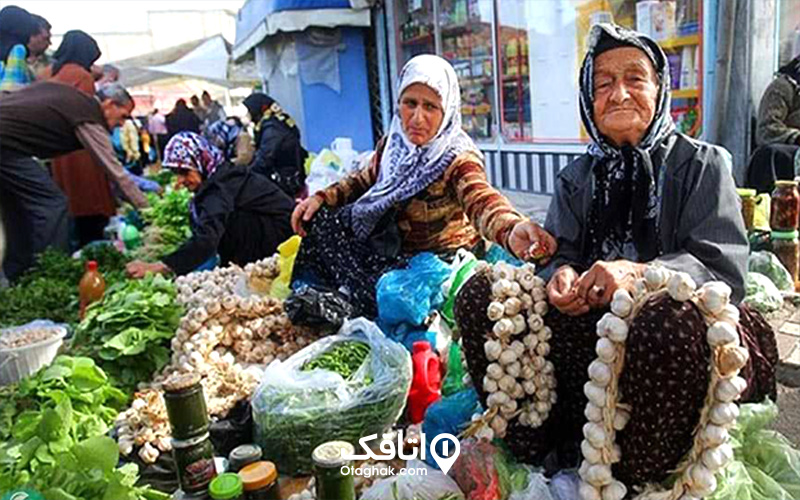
xmin=508 ymin=220 xmax=557 ymax=262
xmin=291 ymin=196 xmax=323 ymax=237
xmin=574 ymin=260 xmax=646 ymax=309
xmin=126 ymin=260 xmax=170 ymax=279
xmin=547 ymin=265 xmax=590 ymax=316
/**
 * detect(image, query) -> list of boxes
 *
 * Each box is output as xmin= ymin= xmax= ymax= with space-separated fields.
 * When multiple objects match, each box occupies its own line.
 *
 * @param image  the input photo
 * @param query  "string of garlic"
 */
xmin=578 ymin=265 xmax=749 ymax=500
xmin=473 ymin=260 xmax=557 ymax=440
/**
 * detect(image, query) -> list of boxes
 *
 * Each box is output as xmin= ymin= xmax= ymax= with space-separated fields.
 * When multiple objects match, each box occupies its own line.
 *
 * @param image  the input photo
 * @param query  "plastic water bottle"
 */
xmin=408 ymin=341 xmax=442 ymax=424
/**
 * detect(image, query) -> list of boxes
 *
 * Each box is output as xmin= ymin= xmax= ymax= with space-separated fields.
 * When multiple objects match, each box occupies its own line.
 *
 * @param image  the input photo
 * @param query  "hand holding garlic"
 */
xmin=574 ymin=260 xmax=647 ymax=309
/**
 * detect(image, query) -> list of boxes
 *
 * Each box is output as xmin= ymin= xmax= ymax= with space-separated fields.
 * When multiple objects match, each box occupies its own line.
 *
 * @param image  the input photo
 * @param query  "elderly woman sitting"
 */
xmin=291 ymin=55 xmax=554 ymax=317
xmin=455 ymin=24 xmax=777 ymax=490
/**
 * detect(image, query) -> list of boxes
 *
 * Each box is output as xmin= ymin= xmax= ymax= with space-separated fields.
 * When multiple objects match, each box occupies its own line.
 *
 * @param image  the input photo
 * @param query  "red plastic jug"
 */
xmin=407 ymin=341 xmax=442 ymax=424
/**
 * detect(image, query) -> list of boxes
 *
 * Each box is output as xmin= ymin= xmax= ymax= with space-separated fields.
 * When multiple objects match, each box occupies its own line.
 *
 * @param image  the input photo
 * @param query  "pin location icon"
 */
xmin=429 ymin=433 xmax=460 ymax=475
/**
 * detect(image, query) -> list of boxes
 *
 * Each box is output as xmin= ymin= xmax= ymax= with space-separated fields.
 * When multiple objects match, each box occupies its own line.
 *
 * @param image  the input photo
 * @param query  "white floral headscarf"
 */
xmin=348 ymin=54 xmax=481 ymax=240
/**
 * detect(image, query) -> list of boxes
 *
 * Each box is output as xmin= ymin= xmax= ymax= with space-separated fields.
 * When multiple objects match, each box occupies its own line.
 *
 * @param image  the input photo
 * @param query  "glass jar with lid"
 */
xmin=771 ymin=230 xmax=800 ymax=286
xmin=737 ymin=188 xmax=757 ymax=231
xmin=770 ymin=180 xmax=800 ymax=230
xmin=238 ymin=461 xmax=279 ymax=500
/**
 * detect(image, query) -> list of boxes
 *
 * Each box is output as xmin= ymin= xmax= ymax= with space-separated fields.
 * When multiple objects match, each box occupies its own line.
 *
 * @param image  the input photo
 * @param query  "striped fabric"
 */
xmin=315 ymin=149 xmax=526 ymax=255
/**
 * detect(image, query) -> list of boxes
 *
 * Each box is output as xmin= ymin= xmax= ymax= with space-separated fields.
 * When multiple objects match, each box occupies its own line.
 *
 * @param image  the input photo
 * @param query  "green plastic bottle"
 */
xmin=121 ymin=223 xmax=142 ymax=250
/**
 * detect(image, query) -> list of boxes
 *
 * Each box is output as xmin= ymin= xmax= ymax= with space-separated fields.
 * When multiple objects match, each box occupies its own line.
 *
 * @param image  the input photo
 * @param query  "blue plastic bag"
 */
xmin=422 ymin=388 xmax=480 ymax=470
xmin=485 ymin=243 xmax=524 ymax=267
xmin=377 ymin=253 xmax=450 ymax=326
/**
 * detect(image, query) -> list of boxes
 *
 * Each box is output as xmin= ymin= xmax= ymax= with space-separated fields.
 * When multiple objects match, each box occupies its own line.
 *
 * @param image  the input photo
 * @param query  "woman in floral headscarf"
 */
xmin=454 ymin=23 xmax=777 ymax=490
xmin=290 ymin=54 xmax=555 ymax=318
xmin=126 ymin=132 xmax=294 ymax=277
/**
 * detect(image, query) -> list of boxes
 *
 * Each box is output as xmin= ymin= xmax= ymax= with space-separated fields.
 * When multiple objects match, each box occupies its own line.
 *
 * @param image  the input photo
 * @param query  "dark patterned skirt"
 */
xmin=292 ymin=206 xmax=408 ymax=318
xmin=454 ymin=271 xmax=779 ymax=485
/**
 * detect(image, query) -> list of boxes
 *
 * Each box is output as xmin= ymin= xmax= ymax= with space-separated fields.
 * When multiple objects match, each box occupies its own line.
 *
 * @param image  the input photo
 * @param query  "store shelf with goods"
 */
xmin=401 ymin=33 xmax=434 ymax=46
xmin=672 ymin=88 xmax=699 ymax=99
xmin=658 ymin=34 xmax=700 ymax=51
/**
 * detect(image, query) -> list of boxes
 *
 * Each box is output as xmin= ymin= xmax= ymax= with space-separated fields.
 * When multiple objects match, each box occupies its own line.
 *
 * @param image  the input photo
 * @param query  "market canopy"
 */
xmin=232 ymin=0 xmax=375 ymax=60
xmin=114 ymin=35 xmax=258 ymax=88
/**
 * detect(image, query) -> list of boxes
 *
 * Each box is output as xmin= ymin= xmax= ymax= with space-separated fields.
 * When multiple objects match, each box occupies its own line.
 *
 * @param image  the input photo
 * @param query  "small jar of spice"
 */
xmin=771 ymin=230 xmax=800 ymax=285
xmin=229 ymin=445 xmax=263 ymax=473
xmin=238 ymin=461 xmax=279 ymax=500
xmin=312 ymin=442 xmax=356 ymax=500
xmin=770 ymin=180 xmax=800 ymax=230
xmin=209 ymin=473 xmax=244 ymax=500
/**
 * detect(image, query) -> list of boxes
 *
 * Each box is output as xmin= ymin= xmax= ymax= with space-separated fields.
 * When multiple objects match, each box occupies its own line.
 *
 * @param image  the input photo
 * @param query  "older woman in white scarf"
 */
xmin=291 ymin=54 xmax=555 ymax=318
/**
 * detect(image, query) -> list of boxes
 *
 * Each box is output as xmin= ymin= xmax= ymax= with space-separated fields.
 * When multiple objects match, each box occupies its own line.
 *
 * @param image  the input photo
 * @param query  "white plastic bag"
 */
xmin=252 ymin=318 xmax=412 ymax=474
xmin=360 ymin=460 xmax=465 ymax=500
xmin=509 ymin=469 xmax=553 ymax=500
xmin=548 ymin=470 xmax=581 ymax=500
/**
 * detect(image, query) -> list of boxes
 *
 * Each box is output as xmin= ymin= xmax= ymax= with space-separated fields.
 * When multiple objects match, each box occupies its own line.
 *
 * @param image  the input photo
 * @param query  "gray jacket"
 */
xmin=756 ymin=75 xmax=800 ymax=146
xmin=542 ymin=133 xmax=749 ymax=302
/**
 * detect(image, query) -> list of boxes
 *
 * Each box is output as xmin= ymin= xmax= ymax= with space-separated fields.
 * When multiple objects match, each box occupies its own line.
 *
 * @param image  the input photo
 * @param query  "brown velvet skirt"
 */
xmin=454 ymin=270 xmax=779 ymax=485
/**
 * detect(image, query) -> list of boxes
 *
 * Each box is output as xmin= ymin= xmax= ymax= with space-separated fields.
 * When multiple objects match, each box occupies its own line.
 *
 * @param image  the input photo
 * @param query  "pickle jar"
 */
xmin=771 ymin=230 xmax=800 ymax=286
xmin=312 ymin=442 xmax=356 ymax=500
xmin=164 ymin=373 xmax=209 ymax=440
xmin=770 ymin=180 xmax=800 ymax=230
xmin=737 ymin=188 xmax=757 ymax=231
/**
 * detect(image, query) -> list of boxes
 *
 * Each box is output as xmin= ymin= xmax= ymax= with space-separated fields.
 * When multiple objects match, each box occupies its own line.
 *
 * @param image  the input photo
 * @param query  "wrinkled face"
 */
xmin=592 ymin=47 xmax=659 ymax=147
xmin=101 ymin=100 xmax=134 ymax=129
xmin=399 ymin=83 xmax=444 ymax=146
xmin=175 ymin=169 xmax=203 ymax=192
xmin=27 ymin=28 xmax=51 ymax=56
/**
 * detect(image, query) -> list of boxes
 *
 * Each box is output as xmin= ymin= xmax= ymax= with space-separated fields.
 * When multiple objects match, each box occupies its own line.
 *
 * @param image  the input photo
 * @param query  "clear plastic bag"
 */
xmin=251 ymin=318 xmax=412 ymax=475
xmin=748 ymin=251 xmax=794 ymax=292
xmin=508 ymin=469 xmax=553 ymax=500
xmin=377 ymin=253 xmax=451 ymax=327
xmin=743 ymin=272 xmax=784 ymax=313
xmin=360 ymin=460 xmax=465 ymax=500
xmin=707 ymin=399 xmax=800 ymax=500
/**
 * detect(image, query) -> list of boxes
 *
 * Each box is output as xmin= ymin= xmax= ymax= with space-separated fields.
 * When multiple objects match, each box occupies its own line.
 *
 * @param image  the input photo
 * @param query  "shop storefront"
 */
xmin=381 ymin=0 xmax=710 ymax=194
xmin=777 ymin=0 xmax=800 ymax=67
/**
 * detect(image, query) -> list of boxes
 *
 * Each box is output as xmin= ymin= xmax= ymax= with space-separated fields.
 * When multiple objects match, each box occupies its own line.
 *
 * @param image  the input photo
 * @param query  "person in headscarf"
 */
xmin=0 ymin=5 xmax=37 ymax=92
xmin=205 ymin=117 xmax=250 ymax=165
xmin=243 ymin=93 xmax=308 ymax=197
xmin=289 ymin=54 xmax=556 ymax=318
xmin=165 ymin=98 xmax=201 ymax=143
xmin=746 ymin=54 xmax=800 ymax=193
xmin=453 ymin=24 xmax=777 ymax=490
xmin=126 ymin=132 xmax=294 ymax=278
xmin=45 ymin=30 xmax=117 ymax=248
xmin=26 ymin=13 xmax=51 ymax=79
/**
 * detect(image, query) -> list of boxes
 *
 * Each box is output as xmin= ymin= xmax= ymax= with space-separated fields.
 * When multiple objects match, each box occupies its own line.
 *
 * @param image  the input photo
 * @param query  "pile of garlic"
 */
xmin=115 ymin=389 xmax=171 ymax=464
xmin=578 ymin=265 xmax=749 ymax=500
xmin=175 ymin=255 xmax=280 ymax=309
xmin=476 ymin=261 xmax=557 ymax=440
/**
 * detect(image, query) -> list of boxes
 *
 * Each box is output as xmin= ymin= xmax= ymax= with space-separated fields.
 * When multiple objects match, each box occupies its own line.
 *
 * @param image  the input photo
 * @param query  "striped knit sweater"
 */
xmin=314 ymin=145 xmax=526 ymax=256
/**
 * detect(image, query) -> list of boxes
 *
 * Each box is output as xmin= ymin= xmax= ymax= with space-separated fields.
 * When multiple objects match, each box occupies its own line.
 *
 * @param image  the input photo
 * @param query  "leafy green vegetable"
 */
xmin=133 ymin=188 xmax=192 ymax=261
xmin=0 ymin=248 xmax=130 ymax=328
xmin=72 ymin=275 xmax=183 ymax=393
xmin=303 ymin=341 xmax=370 ymax=380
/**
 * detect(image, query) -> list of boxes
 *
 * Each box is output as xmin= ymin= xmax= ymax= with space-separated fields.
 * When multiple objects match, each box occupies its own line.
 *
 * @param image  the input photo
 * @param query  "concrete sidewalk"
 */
xmin=501 ymin=189 xmax=551 ymax=224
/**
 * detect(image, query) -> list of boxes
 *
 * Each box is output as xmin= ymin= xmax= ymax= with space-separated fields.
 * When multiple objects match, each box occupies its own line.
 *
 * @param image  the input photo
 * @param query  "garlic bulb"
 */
xmin=667 ymin=272 xmax=696 ymax=302
xmin=718 ymin=345 xmax=749 ymax=377
xmin=543 ymin=360 xmax=555 ymax=375
xmin=585 ymin=464 xmax=613 ymax=487
xmin=493 ymin=262 xmax=515 ymax=281
xmin=535 ymin=341 xmax=551 ymax=357
xmin=581 ymin=440 xmax=602 ymax=464
xmin=492 ymin=279 xmax=513 ymax=298
xmin=504 ymin=297 xmax=523 ymax=316
xmin=499 ymin=349 xmax=518 ymax=365
xmin=701 ymin=424 xmax=729 ymax=446
xmin=584 ymin=382 xmax=607 ymax=407
xmin=484 ymin=340 xmax=503 ymax=361
xmin=500 ymin=400 xmax=518 ymax=416
xmin=523 ymin=333 xmax=539 ymax=350
xmin=538 ymin=326 xmax=553 ymax=342
xmin=701 ymin=443 xmax=734 ymax=471
xmin=687 ymin=463 xmax=717 ymax=497
xmin=596 ymin=338 xmax=616 ymax=363
xmin=499 ymin=375 xmax=516 ymax=393
xmin=644 ymin=265 xmax=670 ymax=290
xmin=486 ymin=391 xmax=510 ymax=408
xmin=534 ymin=301 xmax=548 ymax=316
xmin=511 ymin=314 xmax=527 ymax=335
xmin=487 ymin=363 xmax=504 ymax=380
xmin=531 ymin=287 xmax=547 ymax=302
xmin=583 ymin=422 xmax=607 ymax=447
xmin=632 ymin=278 xmax=648 ymax=300
xmin=520 ymin=293 xmax=534 ymax=310
xmin=578 ymin=482 xmax=602 ymax=500
xmin=699 ymin=282 xmax=732 ymax=315
xmin=487 ymin=302 xmax=505 ymax=321
xmin=585 ymin=403 xmax=603 ymax=422
xmin=490 ymin=415 xmax=508 ymax=436
xmin=483 ymin=377 xmax=498 ymax=393
xmin=588 ymin=360 xmax=612 ymax=386
xmin=534 ymin=400 xmax=551 ymax=414
xmin=717 ymin=304 xmax=741 ymax=325
xmin=493 ymin=318 xmax=514 ymax=337
xmin=523 ymin=380 xmax=537 ymax=395
xmin=532 ymin=356 xmax=546 ymax=370
xmin=707 ymin=321 xmax=739 ymax=347
xmin=610 ymin=289 xmax=634 ymax=317
xmin=505 ymin=361 xmax=521 ymax=378
xmin=715 ymin=376 xmax=747 ymax=403
xmin=612 ymin=409 xmax=630 ymax=431
xmin=521 ymin=365 xmax=535 ymax=380
xmin=599 ymin=315 xmax=629 ymax=343
xmin=527 ymin=314 xmax=544 ymax=332
xmin=709 ymin=402 xmax=740 ymax=426
xmin=601 ymin=481 xmax=627 ymax=500
xmin=509 ymin=281 xmax=522 ymax=297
